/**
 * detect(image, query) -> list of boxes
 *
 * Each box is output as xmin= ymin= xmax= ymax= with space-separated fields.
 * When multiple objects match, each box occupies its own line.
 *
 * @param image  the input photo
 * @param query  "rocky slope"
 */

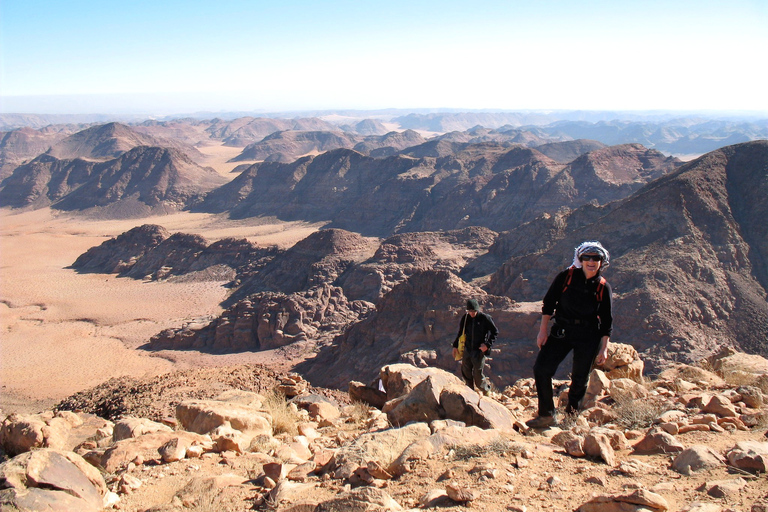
xmin=72 ymin=223 xmax=277 ymax=282
xmin=44 ymin=122 xmax=202 ymax=161
xmin=0 ymin=146 xmax=227 ymax=215
xmin=488 ymin=140 xmax=768 ymax=369
xmin=201 ymin=143 xmax=679 ymax=236
xmin=230 ymin=131 xmax=362 ymax=162
xmin=0 ymin=126 xmax=75 ymax=179
xmin=2 ymin=350 xmax=767 ymax=511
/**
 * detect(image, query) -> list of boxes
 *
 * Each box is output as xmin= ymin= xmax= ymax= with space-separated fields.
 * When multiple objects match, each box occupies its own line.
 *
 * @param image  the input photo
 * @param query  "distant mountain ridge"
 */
xmin=201 ymin=143 xmax=679 ymax=236
xmin=0 ymin=146 xmax=226 ymax=215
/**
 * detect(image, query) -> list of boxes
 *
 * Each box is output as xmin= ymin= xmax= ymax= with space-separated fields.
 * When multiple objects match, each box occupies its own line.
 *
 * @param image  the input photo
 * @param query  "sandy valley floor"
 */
xmin=0 ymin=205 xmax=325 ymax=414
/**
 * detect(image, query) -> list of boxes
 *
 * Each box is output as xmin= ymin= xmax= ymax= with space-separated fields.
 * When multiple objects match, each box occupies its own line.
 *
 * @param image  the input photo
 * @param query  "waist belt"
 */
xmin=556 ymin=317 xmax=597 ymax=327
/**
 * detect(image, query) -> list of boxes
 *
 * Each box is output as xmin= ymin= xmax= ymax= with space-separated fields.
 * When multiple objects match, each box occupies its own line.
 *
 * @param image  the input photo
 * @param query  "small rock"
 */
xmin=446 ymin=482 xmax=478 ymax=502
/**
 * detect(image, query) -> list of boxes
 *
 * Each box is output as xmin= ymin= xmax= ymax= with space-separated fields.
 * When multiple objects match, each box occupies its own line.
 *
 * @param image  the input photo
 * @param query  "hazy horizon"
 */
xmin=1 ymin=0 xmax=767 ymax=115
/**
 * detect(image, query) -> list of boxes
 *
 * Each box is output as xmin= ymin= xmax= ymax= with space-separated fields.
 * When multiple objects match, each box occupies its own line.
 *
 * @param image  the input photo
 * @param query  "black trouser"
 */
xmin=461 ymin=348 xmax=490 ymax=393
xmin=533 ymin=323 xmax=601 ymax=416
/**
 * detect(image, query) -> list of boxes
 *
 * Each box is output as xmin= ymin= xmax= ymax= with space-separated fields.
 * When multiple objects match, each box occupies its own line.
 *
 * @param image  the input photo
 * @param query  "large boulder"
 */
xmin=439 ymin=385 xmax=516 ymax=430
xmin=671 ymin=445 xmax=726 ymax=475
xmin=380 ymin=364 xmax=463 ymax=401
xmin=99 ymin=431 xmax=211 ymax=473
xmin=112 ymin=417 xmax=173 ymax=441
xmin=331 ymin=423 xmax=431 ymax=479
xmin=385 ymin=376 xmax=443 ymax=426
xmin=0 ymin=413 xmax=72 ymax=456
xmin=176 ymin=400 xmax=272 ymax=435
xmin=0 ymin=449 xmax=107 ymax=511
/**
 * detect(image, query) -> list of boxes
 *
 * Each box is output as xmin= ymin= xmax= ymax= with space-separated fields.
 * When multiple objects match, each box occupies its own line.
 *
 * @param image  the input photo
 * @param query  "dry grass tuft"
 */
xmin=345 ymin=401 xmax=371 ymax=427
xmin=450 ymin=438 xmax=524 ymax=460
xmin=262 ymin=389 xmax=302 ymax=436
xmin=613 ymin=396 xmax=669 ymax=429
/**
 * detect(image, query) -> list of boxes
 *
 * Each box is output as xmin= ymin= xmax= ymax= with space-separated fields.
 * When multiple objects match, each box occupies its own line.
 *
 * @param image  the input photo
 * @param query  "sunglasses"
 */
xmin=579 ymin=254 xmax=602 ymax=262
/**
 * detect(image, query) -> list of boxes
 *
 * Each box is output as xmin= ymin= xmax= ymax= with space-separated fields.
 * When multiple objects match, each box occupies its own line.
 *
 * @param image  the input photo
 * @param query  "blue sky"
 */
xmin=1 ymin=0 xmax=767 ymax=115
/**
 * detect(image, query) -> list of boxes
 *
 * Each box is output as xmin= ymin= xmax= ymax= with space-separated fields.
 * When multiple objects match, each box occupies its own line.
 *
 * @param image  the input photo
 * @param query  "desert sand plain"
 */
xmin=0 ymin=144 xmax=325 ymax=414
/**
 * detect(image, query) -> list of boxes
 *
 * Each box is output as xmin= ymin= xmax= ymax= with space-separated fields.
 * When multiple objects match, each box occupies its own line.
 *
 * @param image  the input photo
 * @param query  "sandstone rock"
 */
xmin=210 ymin=423 xmax=251 ymax=454
xmin=0 ymin=449 xmax=106 ymax=512
xmin=606 ymin=359 xmax=645 ymax=383
xmin=386 ymin=375 xmax=443 ymax=426
xmin=601 ymin=343 xmax=640 ymax=370
xmin=176 ymin=400 xmax=272 ymax=435
xmin=366 ymin=460 xmax=393 ymax=480
xmin=565 ymin=437 xmax=586 ymax=457
xmin=175 ymin=473 xmax=246 ymax=508
xmin=700 ymin=477 xmax=747 ymax=498
xmin=158 ymin=436 xmax=192 ymax=463
xmin=287 ymin=462 xmax=316 ymax=482
xmin=609 ymin=378 xmax=648 ymax=402
xmin=214 ymin=389 xmax=265 ymax=407
xmin=577 ymin=489 xmax=669 ymax=512
xmin=658 ymin=364 xmax=726 ymax=389
xmin=725 ymin=441 xmax=768 ymax=472
xmin=380 ymin=364 xmax=464 ymax=401
xmin=100 ymin=432 xmax=210 ymax=473
xmin=439 ymin=384 xmax=516 ymax=430
xmin=113 ymin=417 xmax=173 ymax=441
xmin=671 ymin=445 xmax=726 ymax=475
xmin=315 ymin=486 xmax=402 ymax=511
xmin=445 ymin=482 xmax=478 ymax=502
xmin=309 ymin=401 xmax=341 ymax=421
xmin=586 ymin=369 xmax=611 ymax=397
xmin=632 ymin=429 xmax=685 ymax=455
xmin=419 ymin=489 xmax=451 ymax=508
xmin=703 ymin=395 xmax=738 ymax=417
xmin=331 ymin=423 xmax=431 ymax=478
xmin=349 ymin=381 xmax=387 ymax=409
xmin=0 ymin=413 xmax=67 ymax=456
xmin=708 ymin=348 xmax=768 ymax=376
xmin=735 ymin=386 xmax=765 ymax=408
xmin=583 ymin=432 xmax=616 ymax=466
xmin=679 ymin=503 xmax=726 ymax=512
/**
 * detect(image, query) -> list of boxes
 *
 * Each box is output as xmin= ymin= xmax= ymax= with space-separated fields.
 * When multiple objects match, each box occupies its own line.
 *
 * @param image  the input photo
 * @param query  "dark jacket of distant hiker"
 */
xmin=453 ymin=312 xmax=498 ymax=352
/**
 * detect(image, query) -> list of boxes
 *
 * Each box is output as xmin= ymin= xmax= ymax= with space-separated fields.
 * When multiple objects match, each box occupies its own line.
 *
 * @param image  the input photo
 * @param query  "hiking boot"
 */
xmin=525 ymin=414 xmax=558 ymax=429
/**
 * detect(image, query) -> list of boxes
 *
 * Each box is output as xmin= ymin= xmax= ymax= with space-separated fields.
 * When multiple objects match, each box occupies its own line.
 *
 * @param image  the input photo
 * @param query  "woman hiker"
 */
xmin=526 ymin=241 xmax=613 ymax=428
xmin=452 ymin=298 xmax=498 ymax=397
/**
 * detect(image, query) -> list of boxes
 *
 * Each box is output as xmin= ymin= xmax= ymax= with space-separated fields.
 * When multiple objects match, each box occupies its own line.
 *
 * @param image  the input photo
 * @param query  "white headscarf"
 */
xmin=571 ymin=241 xmax=610 ymax=269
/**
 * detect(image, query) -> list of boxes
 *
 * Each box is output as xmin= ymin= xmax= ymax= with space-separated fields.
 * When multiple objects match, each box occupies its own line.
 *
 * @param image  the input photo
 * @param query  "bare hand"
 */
xmin=452 ymin=347 xmax=459 ymax=360
xmin=595 ymin=347 xmax=608 ymax=365
xmin=536 ymin=331 xmax=548 ymax=349
xmin=480 ymin=344 xmax=488 ymax=353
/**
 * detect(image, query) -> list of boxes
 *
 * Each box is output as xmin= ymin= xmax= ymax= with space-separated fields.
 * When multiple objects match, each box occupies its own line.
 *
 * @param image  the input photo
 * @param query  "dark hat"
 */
xmin=466 ymin=299 xmax=480 ymax=311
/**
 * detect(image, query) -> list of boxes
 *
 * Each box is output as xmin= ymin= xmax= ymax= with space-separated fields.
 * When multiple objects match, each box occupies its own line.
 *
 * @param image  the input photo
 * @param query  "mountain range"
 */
xmin=1 ymin=113 xmax=767 ymax=389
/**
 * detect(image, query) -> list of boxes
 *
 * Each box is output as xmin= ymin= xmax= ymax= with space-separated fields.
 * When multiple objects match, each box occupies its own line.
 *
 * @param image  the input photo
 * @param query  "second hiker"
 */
xmin=452 ymin=298 xmax=498 ymax=396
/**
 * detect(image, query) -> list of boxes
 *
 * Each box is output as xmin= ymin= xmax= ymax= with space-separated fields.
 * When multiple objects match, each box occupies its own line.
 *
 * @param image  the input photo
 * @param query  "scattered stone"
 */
xmin=315 ymin=486 xmax=402 ymax=511
xmin=698 ymin=477 xmax=747 ymax=498
xmin=419 ymin=489 xmax=450 ymax=508
xmin=671 ymin=445 xmax=726 ymax=475
xmin=725 ymin=441 xmax=768 ymax=473
xmin=578 ymin=489 xmax=669 ymax=512
xmin=703 ymin=394 xmax=739 ymax=417
xmin=584 ymin=432 xmax=616 ymax=466
xmin=632 ymin=429 xmax=685 ymax=455
xmin=445 ymin=482 xmax=478 ymax=502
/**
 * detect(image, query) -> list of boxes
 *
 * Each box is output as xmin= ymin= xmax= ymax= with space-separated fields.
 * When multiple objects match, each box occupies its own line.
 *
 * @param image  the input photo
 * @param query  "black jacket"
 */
xmin=453 ymin=311 xmax=498 ymax=351
xmin=542 ymin=268 xmax=613 ymax=337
